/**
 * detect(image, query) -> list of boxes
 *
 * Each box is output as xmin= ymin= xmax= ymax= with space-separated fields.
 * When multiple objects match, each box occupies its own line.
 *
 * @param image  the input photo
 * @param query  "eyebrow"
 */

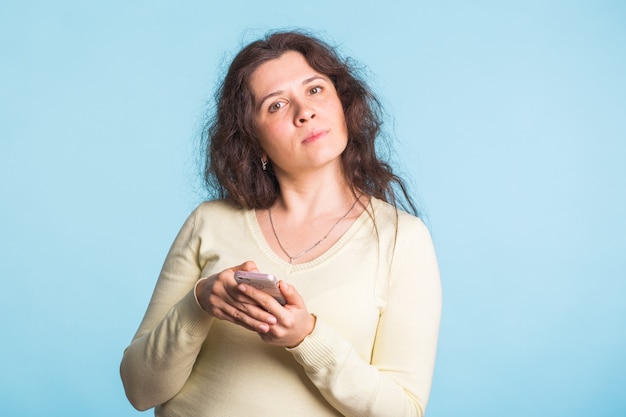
xmin=256 ymin=75 xmax=327 ymax=111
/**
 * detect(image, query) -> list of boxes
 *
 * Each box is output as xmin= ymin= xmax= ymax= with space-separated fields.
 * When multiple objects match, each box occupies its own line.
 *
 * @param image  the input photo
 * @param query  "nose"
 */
xmin=294 ymin=101 xmax=316 ymax=125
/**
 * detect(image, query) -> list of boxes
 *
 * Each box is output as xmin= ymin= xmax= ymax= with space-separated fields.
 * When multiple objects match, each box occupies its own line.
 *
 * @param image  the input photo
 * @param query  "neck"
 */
xmin=273 ymin=182 xmax=357 ymax=223
xmin=272 ymin=162 xmax=355 ymax=215
xmin=266 ymin=188 xmax=365 ymax=264
xmin=258 ymin=165 xmax=368 ymax=264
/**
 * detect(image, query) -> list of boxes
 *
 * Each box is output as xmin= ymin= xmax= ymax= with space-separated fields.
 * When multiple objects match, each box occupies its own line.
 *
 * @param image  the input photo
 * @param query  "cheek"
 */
xmin=256 ymin=118 xmax=275 ymax=139
xmin=261 ymin=123 xmax=287 ymax=146
xmin=257 ymin=121 xmax=289 ymax=154
xmin=335 ymin=106 xmax=348 ymax=135
xmin=330 ymin=98 xmax=347 ymax=127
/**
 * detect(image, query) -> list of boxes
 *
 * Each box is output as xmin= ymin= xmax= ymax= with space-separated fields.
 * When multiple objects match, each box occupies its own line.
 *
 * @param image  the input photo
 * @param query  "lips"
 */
xmin=302 ymin=129 xmax=328 ymax=144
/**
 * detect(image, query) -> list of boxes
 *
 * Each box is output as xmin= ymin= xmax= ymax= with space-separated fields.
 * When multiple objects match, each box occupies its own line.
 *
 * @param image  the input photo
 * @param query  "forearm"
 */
xmin=120 ymin=290 xmax=214 ymax=410
xmin=288 ymin=319 xmax=425 ymax=417
xmin=287 ymin=218 xmax=441 ymax=417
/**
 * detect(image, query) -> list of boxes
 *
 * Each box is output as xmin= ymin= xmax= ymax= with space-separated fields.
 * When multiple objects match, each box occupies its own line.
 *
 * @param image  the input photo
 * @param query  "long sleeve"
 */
xmin=119 ymin=199 xmax=441 ymax=417
xmin=120 ymin=207 xmax=214 ymax=411
xmin=288 ymin=216 xmax=442 ymax=417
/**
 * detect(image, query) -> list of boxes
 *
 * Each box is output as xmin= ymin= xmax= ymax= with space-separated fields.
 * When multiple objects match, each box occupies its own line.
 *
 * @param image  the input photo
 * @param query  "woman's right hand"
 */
xmin=194 ymin=261 xmax=278 ymax=333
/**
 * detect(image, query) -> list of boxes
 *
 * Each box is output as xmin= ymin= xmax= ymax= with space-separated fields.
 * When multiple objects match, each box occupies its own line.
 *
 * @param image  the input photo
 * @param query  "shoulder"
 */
xmin=369 ymin=197 xmax=431 ymax=238
xmin=369 ymin=197 xmax=436 ymax=264
xmin=369 ymin=199 xmax=440 ymax=293
xmin=194 ymin=199 xmax=243 ymax=215
xmin=187 ymin=199 xmax=248 ymax=228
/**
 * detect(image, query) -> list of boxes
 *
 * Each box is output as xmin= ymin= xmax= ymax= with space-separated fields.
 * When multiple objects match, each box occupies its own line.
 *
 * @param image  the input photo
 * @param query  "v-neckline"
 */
xmin=246 ymin=199 xmax=373 ymax=271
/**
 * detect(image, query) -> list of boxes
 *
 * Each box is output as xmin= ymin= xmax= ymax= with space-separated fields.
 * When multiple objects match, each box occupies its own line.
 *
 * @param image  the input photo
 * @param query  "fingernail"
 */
xmin=258 ymin=323 xmax=269 ymax=333
xmin=267 ymin=315 xmax=277 ymax=324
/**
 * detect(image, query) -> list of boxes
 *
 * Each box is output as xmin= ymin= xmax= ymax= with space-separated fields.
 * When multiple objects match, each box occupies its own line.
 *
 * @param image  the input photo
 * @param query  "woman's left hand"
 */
xmin=238 ymin=280 xmax=315 ymax=348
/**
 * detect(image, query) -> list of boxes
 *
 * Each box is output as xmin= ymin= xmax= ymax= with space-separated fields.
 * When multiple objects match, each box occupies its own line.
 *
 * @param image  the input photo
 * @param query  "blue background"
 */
xmin=2 ymin=1 xmax=625 ymax=416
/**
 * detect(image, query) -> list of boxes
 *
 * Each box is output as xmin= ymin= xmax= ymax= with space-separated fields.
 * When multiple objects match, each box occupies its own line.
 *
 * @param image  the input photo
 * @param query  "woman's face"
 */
xmin=249 ymin=51 xmax=348 ymax=179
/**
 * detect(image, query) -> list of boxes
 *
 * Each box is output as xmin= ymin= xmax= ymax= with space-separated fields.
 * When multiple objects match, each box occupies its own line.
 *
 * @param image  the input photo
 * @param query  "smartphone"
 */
xmin=233 ymin=271 xmax=287 ymax=305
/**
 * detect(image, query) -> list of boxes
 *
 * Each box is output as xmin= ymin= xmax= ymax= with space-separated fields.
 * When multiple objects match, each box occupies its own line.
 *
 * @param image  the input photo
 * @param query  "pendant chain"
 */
xmin=268 ymin=196 xmax=361 ymax=264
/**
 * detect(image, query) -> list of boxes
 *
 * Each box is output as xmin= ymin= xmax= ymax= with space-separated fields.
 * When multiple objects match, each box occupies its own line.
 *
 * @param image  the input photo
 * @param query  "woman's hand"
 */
xmin=195 ymin=261 xmax=278 ymax=333
xmin=238 ymin=280 xmax=316 ymax=348
xmin=195 ymin=261 xmax=315 ymax=348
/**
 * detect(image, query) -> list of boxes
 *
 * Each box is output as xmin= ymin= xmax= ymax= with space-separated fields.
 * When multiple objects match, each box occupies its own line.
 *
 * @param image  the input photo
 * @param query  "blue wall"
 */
xmin=1 ymin=1 xmax=624 ymax=416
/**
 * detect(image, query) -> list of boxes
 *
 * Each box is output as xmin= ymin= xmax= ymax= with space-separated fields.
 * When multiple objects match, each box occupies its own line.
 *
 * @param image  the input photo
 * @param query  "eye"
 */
xmin=268 ymin=100 xmax=286 ymax=113
xmin=309 ymin=86 xmax=322 ymax=95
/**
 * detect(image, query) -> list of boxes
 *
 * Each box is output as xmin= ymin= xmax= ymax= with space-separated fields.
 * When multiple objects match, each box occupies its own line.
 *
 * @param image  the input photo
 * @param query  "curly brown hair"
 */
xmin=202 ymin=30 xmax=417 ymax=215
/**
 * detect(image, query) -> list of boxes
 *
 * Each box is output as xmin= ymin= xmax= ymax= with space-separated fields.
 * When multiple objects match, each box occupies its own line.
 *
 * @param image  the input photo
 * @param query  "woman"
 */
xmin=120 ymin=30 xmax=441 ymax=417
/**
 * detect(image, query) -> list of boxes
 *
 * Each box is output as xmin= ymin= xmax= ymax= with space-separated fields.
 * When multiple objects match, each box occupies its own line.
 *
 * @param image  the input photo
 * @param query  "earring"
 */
xmin=261 ymin=159 xmax=268 ymax=171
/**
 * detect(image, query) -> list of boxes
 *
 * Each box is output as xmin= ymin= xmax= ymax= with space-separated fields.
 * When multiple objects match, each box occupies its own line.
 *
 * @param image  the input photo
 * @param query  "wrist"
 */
xmin=288 ymin=313 xmax=317 ymax=349
xmin=193 ymin=276 xmax=212 ymax=312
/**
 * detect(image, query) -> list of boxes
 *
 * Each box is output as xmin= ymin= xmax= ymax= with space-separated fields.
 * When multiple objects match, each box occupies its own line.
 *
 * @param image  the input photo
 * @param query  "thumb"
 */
xmin=279 ymin=281 xmax=303 ymax=307
xmin=239 ymin=260 xmax=259 ymax=272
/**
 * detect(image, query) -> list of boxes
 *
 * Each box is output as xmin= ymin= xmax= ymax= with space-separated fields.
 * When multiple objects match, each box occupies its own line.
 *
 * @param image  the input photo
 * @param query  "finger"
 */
xmin=210 ymin=276 xmax=274 ymax=319
xmin=278 ymin=281 xmax=304 ymax=307
xmin=221 ymin=302 xmax=272 ymax=333
xmin=233 ymin=260 xmax=259 ymax=273
xmin=217 ymin=266 xmax=259 ymax=304
xmin=226 ymin=293 xmax=277 ymax=330
xmin=220 ymin=261 xmax=260 ymax=300
xmin=237 ymin=283 xmax=283 ymax=313
xmin=225 ymin=284 xmax=258 ymax=305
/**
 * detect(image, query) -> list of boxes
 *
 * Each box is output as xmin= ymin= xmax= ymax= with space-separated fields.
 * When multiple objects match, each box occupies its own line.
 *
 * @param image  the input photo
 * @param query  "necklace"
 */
xmin=268 ymin=196 xmax=361 ymax=264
